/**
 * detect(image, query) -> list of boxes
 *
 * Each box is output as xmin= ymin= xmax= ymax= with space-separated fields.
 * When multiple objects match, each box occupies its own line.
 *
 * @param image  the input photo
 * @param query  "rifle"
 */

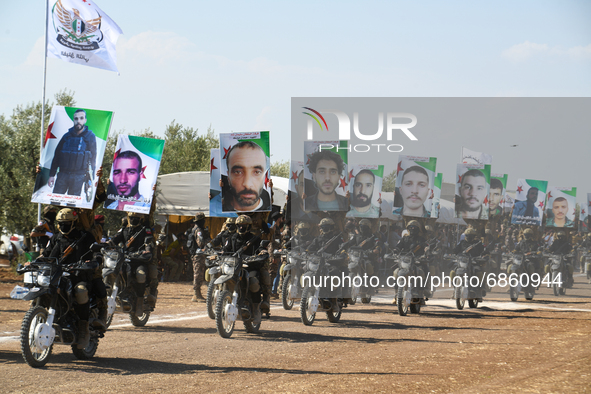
xmin=59 ymin=232 xmax=88 ymax=264
xmin=126 ymin=226 xmax=147 ymax=249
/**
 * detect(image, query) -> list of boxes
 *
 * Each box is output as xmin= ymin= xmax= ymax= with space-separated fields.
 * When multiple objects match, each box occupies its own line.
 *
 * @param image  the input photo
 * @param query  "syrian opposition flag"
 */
xmin=582 ymin=193 xmax=591 ymax=232
xmin=47 ymin=0 xmax=123 ymax=72
xmin=461 ymin=147 xmax=493 ymax=165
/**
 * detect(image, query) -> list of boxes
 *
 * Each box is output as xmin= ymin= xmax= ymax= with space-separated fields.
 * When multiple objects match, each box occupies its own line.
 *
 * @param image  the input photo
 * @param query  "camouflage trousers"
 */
xmin=192 ymin=254 xmax=206 ymax=291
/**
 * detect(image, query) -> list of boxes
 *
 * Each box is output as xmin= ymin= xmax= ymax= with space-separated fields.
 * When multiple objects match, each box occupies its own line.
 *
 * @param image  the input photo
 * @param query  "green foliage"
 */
xmin=159 ymin=121 xmax=218 ymax=175
xmin=0 ymin=90 xmax=75 ymax=237
xmin=0 ymin=95 xmax=221 ymax=238
xmin=382 ymin=170 xmax=396 ymax=192
xmin=270 ymin=160 xmax=290 ymax=178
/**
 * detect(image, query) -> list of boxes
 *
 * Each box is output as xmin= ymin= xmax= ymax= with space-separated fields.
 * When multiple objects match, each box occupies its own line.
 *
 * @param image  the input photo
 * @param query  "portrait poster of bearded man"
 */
xmin=511 ymin=179 xmax=548 ymax=226
xmin=104 ymin=135 xmax=165 ymax=214
xmin=303 ymin=141 xmax=349 ymax=212
xmin=346 ymin=165 xmax=383 ymax=218
xmin=545 ymin=186 xmax=576 ymax=228
xmin=32 ymin=106 xmax=112 ymax=209
xmin=393 ymin=155 xmax=437 ymax=218
xmin=219 ymin=131 xmax=272 ymax=213
xmin=454 ymin=163 xmax=491 ymax=221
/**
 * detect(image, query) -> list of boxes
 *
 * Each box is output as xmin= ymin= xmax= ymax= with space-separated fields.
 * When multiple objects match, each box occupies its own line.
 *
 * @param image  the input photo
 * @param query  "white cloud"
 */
xmin=502 ymin=41 xmax=591 ymax=62
xmin=254 ymin=106 xmax=273 ymax=130
xmin=502 ymin=41 xmax=548 ymax=62
xmin=24 ymin=36 xmax=45 ymax=66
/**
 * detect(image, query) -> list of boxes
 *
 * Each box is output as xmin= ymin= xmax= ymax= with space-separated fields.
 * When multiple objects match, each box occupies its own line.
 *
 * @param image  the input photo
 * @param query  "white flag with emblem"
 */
xmin=461 ymin=147 xmax=493 ymax=165
xmin=47 ymin=0 xmax=123 ymax=72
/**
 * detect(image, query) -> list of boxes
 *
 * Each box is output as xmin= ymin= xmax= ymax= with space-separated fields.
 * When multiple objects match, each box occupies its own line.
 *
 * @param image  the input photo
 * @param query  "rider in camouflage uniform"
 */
xmin=187 ymin=212 xmax=211 ymax=302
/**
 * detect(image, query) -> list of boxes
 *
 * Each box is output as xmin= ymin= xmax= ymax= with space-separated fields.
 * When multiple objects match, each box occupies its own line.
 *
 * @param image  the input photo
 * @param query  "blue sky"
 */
xmin=1 ymin=1 xmax=590 ymax=199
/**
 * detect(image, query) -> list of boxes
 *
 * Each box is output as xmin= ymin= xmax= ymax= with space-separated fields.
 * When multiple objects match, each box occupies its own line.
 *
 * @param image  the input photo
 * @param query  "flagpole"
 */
xmin=38 ymin=0 xmax=50 ymax=226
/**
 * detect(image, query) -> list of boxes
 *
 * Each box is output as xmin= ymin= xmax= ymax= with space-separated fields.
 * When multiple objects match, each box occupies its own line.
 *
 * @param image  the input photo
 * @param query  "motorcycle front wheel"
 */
xmin=361 ymin=296 xmax=372 ymax=304
xmin=397 ymin=286 xmax=408 ymax=316
xmin=326 ymin=299 xmax=342 ymax=323
xmin=281 ymin=274 xmax=294 ymax=311
xmin=104 ymin=274 xmax=123 ymax=328
xmin=552 ymin=272 xmax=561 ymax=296
xmin=20 ymin=305 xmax=53 ymax=368
xmin=243 ymin=305 xmax=261 ymax=334
xmin=455 ymin=287 xmax=465 ymax=310
xmin=468 ymin=299 xmax=479 ymax=308
xmin=206 ymin=279 xmax=218 ymax=320
xmin=509 ymin=285 xmax=519 ymax=302
xmin=215 ymin=290 xmax=235 ymax=338
xmin=300 ymin=285 xmax=317 ymax=326
xmin=72 ymin=336 xmax=99 ymax=360
xmin=129 ymin=300 xmax=151 ymax=327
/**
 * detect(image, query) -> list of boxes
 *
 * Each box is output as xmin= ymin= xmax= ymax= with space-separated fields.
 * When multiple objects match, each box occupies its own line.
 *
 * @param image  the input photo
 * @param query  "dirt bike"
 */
xmin=392 ymin=251 xmax=430 ymax=316
xmin=281 ymin=247 xmax=306 ymax=310
xmin=17 ymin=257 xmax=104 ymax=367
xmin=347 ymin=247 xmax=376 ymax=304
xmin=300 ymin=246 xmax=349 ymax=326
xmin=452 ymin=254 xmax=488 ymax=310
xmin=102 ymin=241 xmax=154 ymax=327
xmin=202 ymin=249 xmax=223 ymax=320
xmin=214 ymin=250 xmax=270 ymax=338
xmin=504 ymin=252 xmax=538 ymax=301
xmin=545 ymin=253 xmax=573 ymax=296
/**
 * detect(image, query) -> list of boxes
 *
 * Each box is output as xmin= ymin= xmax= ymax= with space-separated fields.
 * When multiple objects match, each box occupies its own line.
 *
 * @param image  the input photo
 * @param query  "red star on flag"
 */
xmin=349 ymin=169 xmax=354 ymax=179
xmin=517 ymin=185 xmax=523 ymax=193
xmin=113 ymin=148 xmax=121 ymax=161
xmin=583 ymin=209 xmax=586 ymax=215
xmin=43 ymin=122 xmax=56 ymax=147
xmin=397 ymin=161 xmax=404 ymax=174
xmin=457 ymin=174 xmax=462 ymax=184
xmin=538 ymin=201 xmax=544 ymax=209
xmin=483 ymin=196 xmax=488 ymax=205
xmin=141 ymin=166 xmax=147 ymax=179
xmin=573 ymin=209 xmax=577 ymax=216
xmin=291 ymin=171 xmax=298 ymax=181
xmin=306 ymin=153 xmax=313 ymax=165
xmin=547 ymin=191 xmax=552 ymax=199
xmin=210 ymin=157 xmax=217 ymax=174
xmin=222 ymin=146 xmax=231 ymax=159
xmin=339 ymin=177 xmax=347 ymax=191
xmin=429 ymin=189 xmax=434 ymax=200
xmin=500 ymin=198 xmax=505 ymax=204
xmin=264 ymin=172 xmax=270 ymax=188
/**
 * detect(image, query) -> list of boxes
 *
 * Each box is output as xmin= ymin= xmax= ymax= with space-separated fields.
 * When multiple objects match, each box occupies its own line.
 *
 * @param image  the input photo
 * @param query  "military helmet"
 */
xmin=236 ymin=215 xmax=252 ymax=234
xmin=464 ymin=227 xmax=477 ymax=242
xmin=194 ymin=212 xmax=206 ymax=222
xmin=465 ymin=228 xmax=477 ymax=236
xmin=319 ymin=218 xmax=335 ymax=235
xmin=556 ymin=231 xmax=566 ymax=240
xmin=127 ymin=211 xmax=145 ymax=227
xmin=319 ymin=218 xmax=335 ymax=227
xmin=359 ymin=219 xmax=372 ymax=228
xmin=406 ymin=220 xmax=420 ymax=229
xmin=56 ymin=208 xmax=78 ymax=235
xmin=297 ymin=222 xmax=311 ymax=230
xmin=523 ymin=228 xmax=534 ymax=239
xmin=296 ymin=221 xmax=311 ymax=237
xmin=226 ymin=217 xmax=237 ymax=233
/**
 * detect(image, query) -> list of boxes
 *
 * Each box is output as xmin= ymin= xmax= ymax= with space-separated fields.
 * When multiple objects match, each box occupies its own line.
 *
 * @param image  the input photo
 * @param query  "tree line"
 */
xmin=0 ymin=91 xmax=290 ymax=238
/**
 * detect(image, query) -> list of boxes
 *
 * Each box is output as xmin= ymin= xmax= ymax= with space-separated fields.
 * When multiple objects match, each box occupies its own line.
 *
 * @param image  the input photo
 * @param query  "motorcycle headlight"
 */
xmin=105 ymin=257 xmax=118 ymax=269
xmin=23 ymin=271 xmax=35 ymax=284
xmin=513 ymin=256 xmax=523 ymax=265
xmin=222 ymin=264 xmax=234 ymax=275
xmin=37 ymin=274 xmax=51 ymax=286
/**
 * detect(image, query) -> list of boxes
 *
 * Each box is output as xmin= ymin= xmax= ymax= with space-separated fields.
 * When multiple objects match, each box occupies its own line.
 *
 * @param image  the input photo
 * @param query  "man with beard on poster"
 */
xmin=546 ymin=197 xmax=574 ymax=228
xmin=512 ymin=187 xmax=540 ymax=225
xmin=304 ymin=150 xmax=348 ymax=211
xmin=48 ymin=109 xmax=97 ymax=196
xmin=105 ymin=150 xmax=150 ymax=210
xmin=347 ymin=169 xmax=380 ymax=217
xmin=393 ymin=166 xmax=431 ymax=217
xmin=222 ymin=141 xmax=271 ymax=212
xmin=456 ymin=169 xmax=488 ymax=220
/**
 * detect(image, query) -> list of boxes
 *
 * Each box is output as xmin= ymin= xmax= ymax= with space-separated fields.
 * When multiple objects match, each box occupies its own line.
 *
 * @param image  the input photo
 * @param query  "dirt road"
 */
xmin=1 ymin=268 xmax=590 ymax=393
